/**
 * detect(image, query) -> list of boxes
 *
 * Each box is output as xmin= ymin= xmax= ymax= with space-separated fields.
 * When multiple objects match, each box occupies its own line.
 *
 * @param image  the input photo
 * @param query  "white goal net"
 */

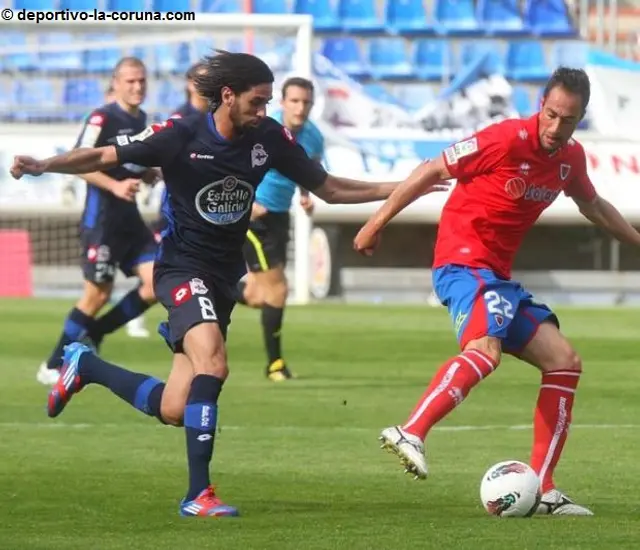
xmin=0 ymin=14 xmax=314 ymax=303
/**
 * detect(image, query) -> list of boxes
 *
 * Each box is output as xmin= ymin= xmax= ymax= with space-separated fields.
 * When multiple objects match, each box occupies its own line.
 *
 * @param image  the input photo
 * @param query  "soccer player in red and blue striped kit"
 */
xmin=355 ymin=67 xmax=640 ymax=516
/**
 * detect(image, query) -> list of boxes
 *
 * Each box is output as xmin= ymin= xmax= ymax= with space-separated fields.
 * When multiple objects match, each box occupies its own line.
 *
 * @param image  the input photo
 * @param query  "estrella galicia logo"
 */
xmin=195 ymin=176 xmax=254 ymax=225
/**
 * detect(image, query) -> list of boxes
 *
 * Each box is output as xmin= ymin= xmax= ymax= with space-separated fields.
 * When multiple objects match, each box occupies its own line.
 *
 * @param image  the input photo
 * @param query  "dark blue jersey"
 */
xmin=114 ymin=113 xmax=327 ymax=284
xmin=170 ymin=102 xmax=201 ymax=119
xmin=76 ymin=102 xmax=148 ymax=229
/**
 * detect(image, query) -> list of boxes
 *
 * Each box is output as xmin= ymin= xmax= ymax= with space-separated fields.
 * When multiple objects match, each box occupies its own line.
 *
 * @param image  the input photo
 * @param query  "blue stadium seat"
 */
xmin=157 ymin=80 xmax=185 ymax=115
xmin=294 ymin=0 xmax=341 ymax=32
xmin=524 ymin=0 xmax=575 ymax=37
xmin=154 ymin=43 xmax=190 ymax=73
xmin=14 ymin=79 xmax=61 ymax=122
xmin=368 ymin=38 xmax=415 ymax=80
xmin=107 ymin=0 xmax=146 ymax=10
xmin=386 ymin=0 xmax=432 ymax=35
xmin=0 ymin=33 xmax=39 ymax=71
xmin=476 ymin=0 xmax=528 ymax=36
xmin=83 ymin=34 xmax=121 ymax=73
xmin=506 ymin=40 xmax=551 ymax=81
xmin=60 ymin=0 xmax=99 ymax=9
xmin=321 ymin=38 xmax=370 ymax=79
xmin=433 ymin=0 xmax=482 ymax=36
xmin=153 ymin=0 xmax=191 ymax=11
xmin=252 ymin=0 xmax=290 ymax=13
xmin=459 ymin=40 xmax=505 ymax=74
xmin=200 ymin=0 xmax=242 ymax=11
xmin=396 ymin=84 xmax=436 ymax=110
xmin=338 ymin=0 xmax=385 ymax=33
xmin=15 ymin=0 xmax=55 ymax=8
xmin=64 ymin=79 xmax=103 ymax=121
xmin=414 ymin=39 xmax=451 ymax=80
xmin=0 ymin=82 xmax=15 ymax=122
xmin=511 ymin=86 xmax=534 ymax=116
xmin=39 ymin=33 xmax=84 ymax=72
xmin=551 ymin=40 xmax=589 ymax=69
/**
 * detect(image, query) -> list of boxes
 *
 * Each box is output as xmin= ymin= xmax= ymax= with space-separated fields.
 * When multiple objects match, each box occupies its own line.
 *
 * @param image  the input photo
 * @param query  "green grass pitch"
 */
xmin=0 ymin=298 xmax=638 ymax=549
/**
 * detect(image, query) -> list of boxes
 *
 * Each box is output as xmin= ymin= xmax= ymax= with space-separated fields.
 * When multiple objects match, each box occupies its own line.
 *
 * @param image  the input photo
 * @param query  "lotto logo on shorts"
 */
xmin=87 ymin=246 xmax=98 ymax=263
xmin=172 ymin=283 xmax=192 ymax=306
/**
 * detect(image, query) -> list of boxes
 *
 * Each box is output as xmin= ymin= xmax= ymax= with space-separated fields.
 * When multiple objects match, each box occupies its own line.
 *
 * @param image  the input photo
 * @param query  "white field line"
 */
xmin=0 ymin=422 xmax=637 ymax=432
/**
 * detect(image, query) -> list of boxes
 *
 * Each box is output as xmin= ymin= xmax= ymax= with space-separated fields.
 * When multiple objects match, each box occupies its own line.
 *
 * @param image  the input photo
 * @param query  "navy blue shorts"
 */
xmin=80 ymin=224 xmax=157 ymax=284
xmin=432 ymin=265 xmax=558 ymax=355
xmin=154 ymin=267 xmax=236 ymax=354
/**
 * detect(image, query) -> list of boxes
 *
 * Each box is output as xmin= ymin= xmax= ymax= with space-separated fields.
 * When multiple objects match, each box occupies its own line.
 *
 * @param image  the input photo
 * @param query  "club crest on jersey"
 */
xmin=251 ymin=143 xmax=268 ymax=168
xmin=560 ymin=164 xmax=571 ymax=181
xmin=195 ymin=176 xmax=254 ymax=226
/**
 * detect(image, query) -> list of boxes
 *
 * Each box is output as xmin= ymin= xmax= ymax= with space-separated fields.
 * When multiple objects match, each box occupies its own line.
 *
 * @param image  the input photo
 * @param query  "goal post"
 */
xmin=0 ymin=13 xmax=315 ymax=304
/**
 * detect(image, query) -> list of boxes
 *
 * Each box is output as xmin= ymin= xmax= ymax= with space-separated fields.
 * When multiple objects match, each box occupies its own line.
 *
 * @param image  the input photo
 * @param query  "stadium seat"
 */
xmin=83 ymin=34 xmax=121 ymax=73
xmin=433 ymin=0 xmax=482 ymax=36
xmin=153 ymin=0 xmax=191 ymax=11
xmin=39 ymin=33 xmax=84 ymax=73
xmin=524 ymin=0 xmax=576 ymax=37
xmin=200 ymin=0 xmax=242 ymax=11
xmin=64 ymin=78 xmax=103 ymax=121
xmin=156 ymin=80 xmax=185 ymax=117
xmin=321 ymin=38 xmax=370 ymax=79
xmin=60 ymin=0 xmax=99 ymax=9
xmin=476 ymin=0 xmax=528 ymax=36
xmin=368 ymin=38 xmax=416 ymax=80
xmin=386 ymin=0 xmax=433 ymax=35
xmin=459 ymin=40 xmax=505 ymax=74
xmin=0 ymin=33 xmax=39 ymax=72
xmin=107 ymin=0 xmax=146 ymax=10
xmin=338 ymin=0 xmax=386 ymax=33
xmin=414 ymin=39 xmax=451 ymax=80
xmin=15 ymin=0 xmax=55 ymax=8
xmin=294 ymin=0 xmax=341 ymax=33
xmin=0 ymin=82 xmax=15 ymax=122
xmin=154 ymin=43 xmax=190 ymax=73
xmin=14 ymin=79 xmax=61 ymax=122
xmin=551 ymin=40 xmax=589 ymax=69
xmin=252 ymin=0 xmax=290 ymax=13
xmin=506 ymin=40 xmax=551 ymax=81
xmin=511 ymin=85 xmax=534 ymax=116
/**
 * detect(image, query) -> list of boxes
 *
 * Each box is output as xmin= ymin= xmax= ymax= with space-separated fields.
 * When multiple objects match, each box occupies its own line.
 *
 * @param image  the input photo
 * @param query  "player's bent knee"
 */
xmin=547 ymin=348 xmax=583 ymax=374
xmin=137 ymin=283 xmax=156 ymax=304
xmin=159 ymin=401 xmax=185 ymax=427
xmin=183 ymin=322 xmax=230 ymax=380
xmin=464 ymin=336 xmax=502 ymax=366
xmin=78 ymin=282 xmax=112 ymax=314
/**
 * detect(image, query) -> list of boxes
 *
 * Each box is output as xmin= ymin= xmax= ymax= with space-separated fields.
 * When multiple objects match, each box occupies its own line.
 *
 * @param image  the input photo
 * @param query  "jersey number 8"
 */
xmin=198 ymin=297 xmax=217 ymax=321
xmin=484 ymin=290 xmax=514 ymax=319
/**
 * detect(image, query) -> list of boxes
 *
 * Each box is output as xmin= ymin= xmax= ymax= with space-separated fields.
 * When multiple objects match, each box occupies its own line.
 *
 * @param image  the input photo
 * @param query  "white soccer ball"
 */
xmin=480 ymin=460 xmax=541 ymax=518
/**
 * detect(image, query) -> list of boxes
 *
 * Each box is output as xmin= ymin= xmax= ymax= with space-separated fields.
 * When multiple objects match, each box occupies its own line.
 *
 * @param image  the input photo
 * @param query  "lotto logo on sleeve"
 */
xmin=172 ymin=283 xmax=192 ymax=306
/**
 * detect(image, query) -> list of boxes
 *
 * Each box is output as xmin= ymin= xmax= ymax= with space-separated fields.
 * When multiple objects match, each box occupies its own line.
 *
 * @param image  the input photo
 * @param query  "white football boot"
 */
xmin=126 ymin=315 xmax=150 ymax=338
xmin=36 ymin=362 xmax=60 ymax=386
xmin=379 ymin=426 xmax=428 ymax=480
xmin=536 ymin=488 xmax=594 ymax=516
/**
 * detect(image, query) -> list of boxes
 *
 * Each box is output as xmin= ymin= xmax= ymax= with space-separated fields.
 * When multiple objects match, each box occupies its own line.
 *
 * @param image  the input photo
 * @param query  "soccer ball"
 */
xmin=480 ymin=460 xmax=541 ymax=518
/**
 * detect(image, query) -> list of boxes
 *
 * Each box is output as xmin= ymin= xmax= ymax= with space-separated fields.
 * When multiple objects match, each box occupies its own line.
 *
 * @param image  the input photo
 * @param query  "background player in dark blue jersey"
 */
xmin=236 ymin=77 xmax=323 ymax=381
xmin=36 ymin=57 xmax=159 ymax=387
xmin=11 ymin=51 xmax=447 ymax=518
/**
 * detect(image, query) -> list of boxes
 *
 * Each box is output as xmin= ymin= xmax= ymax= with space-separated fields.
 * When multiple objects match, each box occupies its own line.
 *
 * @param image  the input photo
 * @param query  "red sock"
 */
xmin=529 ymin=370 xmax=581 ymax=493
xmin=402 ymin=350 xmax=498 ymax=440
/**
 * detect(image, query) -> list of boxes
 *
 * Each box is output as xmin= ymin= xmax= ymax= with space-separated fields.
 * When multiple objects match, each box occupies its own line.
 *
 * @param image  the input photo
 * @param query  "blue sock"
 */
xmin=184 ymin=374 xmax=223 ymax=501
xmin=90 ymin=289 xmax=151 ymax=345
xmin=46 ymin=308 xmax=94 ymax=370
xmin=79 ymin=353 xmax=165 ymax=422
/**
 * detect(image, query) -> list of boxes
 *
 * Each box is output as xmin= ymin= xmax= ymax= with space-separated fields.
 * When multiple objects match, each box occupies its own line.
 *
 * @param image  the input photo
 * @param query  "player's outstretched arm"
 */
xmin=10 ymin=146 xmax=118 ymax=179
xmin=353 ymin=156 xmax=452 ymax=255
xmin=575 ymin=195 xmax=640 ymax=247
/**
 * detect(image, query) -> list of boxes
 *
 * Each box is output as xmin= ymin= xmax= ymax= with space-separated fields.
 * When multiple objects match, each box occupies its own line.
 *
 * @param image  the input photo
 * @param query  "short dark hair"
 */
xmin=112 ymin=56 xmax=146 ymax=77
xmin=542 ymin=67 xmax=591 ymax=115
xmin=194 ymin=50 xmax=274 ymax=111
xmin=282 ymin=77 xmax=314 ymax=99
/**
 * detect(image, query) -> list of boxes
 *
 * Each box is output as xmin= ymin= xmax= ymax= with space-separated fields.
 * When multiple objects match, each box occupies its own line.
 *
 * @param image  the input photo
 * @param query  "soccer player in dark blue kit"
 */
xmin=37 ymin=57 xmax=159 ymax=387
xmin=11 ymin=51 xmax=448 ymax=517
